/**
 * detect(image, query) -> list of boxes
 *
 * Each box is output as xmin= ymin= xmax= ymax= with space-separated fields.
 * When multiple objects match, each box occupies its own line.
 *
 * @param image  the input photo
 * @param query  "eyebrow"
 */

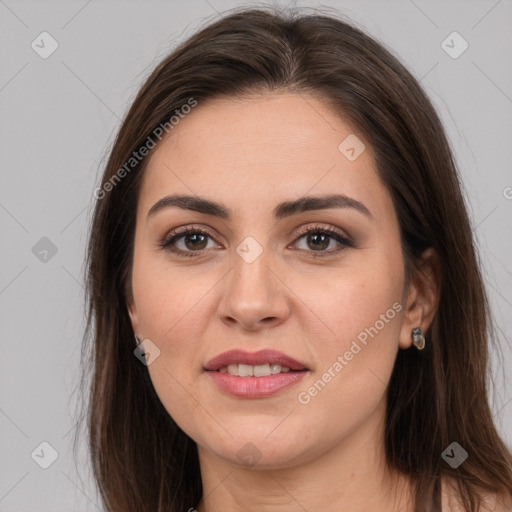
xmin=147 ymin=193 xmax=372 ymax=221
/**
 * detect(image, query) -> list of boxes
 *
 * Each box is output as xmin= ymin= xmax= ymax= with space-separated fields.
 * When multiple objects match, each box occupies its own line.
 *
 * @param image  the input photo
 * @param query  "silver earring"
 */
xmin=411 ymin=327 xmax=425 ymax=350
xmin=134 ymin=334 xmax=141 ymax=347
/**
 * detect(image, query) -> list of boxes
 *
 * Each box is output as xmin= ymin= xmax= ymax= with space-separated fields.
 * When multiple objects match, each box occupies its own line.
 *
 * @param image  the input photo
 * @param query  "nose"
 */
xmin=217 ymin=245 xmax=291 ymax=331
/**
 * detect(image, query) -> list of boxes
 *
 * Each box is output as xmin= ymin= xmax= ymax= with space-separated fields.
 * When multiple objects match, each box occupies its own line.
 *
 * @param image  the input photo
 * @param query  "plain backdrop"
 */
xmin=1 ymin=0 xmax=511 ymax=510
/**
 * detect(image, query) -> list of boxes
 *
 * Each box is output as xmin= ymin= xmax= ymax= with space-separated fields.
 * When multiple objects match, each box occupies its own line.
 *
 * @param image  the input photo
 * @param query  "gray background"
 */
xmin=1 ymin=0 xmax=511 ymax=510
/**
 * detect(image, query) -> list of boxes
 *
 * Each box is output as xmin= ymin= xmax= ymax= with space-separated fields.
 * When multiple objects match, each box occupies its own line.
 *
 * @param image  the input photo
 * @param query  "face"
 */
xmin=127 ymin=92 xmax=410 ymax=469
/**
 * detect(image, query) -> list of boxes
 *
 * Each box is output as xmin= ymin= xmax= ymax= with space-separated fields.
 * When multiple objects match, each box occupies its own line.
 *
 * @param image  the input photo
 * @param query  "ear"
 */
xmin=126 ymin=283 xmax=142 ymax=340
xmin=399 ymin=247 xmax=441 ymax=349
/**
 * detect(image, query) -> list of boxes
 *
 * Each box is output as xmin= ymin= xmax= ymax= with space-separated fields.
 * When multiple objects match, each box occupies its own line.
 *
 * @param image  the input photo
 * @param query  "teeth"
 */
xmin=270 ymin=364 xmax=281 ymax=375
xmin=227 ymin=364 xmax=238 ymax=375
xmin=254 ymin=364 xmax=271 ymax=377
xmin=238 ymin=364 xmax=253 ymax=377
xmin=219 ymin=364 xmax=293 ymax=376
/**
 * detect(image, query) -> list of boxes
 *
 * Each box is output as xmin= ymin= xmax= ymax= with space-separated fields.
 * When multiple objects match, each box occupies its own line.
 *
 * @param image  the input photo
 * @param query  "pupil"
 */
xmin=185 ymin=234 xmax=207 ymax=250
xmin=309 ymin=233 xmax=328 ymax=251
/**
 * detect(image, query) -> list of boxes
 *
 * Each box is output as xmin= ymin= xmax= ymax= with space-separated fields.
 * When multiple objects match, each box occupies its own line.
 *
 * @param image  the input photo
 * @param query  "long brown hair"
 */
xmin=78 ymin=5 xmax=512 ymax=511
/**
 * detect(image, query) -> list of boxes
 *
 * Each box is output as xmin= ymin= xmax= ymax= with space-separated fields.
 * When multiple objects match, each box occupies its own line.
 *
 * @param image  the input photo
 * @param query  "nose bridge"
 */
xmin=218 ymin=234 xmax=289 ymax=329
xmin=231 ymin=235 xmax=274 ymax=304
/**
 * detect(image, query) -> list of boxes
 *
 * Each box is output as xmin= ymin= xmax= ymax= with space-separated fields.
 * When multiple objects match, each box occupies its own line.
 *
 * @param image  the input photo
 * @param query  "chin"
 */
xmin=199 ymin=428 xmax=314 ymax=470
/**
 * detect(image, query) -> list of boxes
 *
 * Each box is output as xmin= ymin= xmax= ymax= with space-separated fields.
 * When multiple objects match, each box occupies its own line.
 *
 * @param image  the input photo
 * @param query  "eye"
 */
xmin=159 ymin=226 xmax=219 ymax=258
xmin=159 ymin=224 xmax=353 ymax=258
xmin=291 ymin=224 xmax=353 ymax=257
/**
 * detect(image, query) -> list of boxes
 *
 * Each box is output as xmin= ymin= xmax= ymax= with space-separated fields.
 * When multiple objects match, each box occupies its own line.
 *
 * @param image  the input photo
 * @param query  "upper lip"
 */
xmin=204 ymin=349 xmax=309 ymax=371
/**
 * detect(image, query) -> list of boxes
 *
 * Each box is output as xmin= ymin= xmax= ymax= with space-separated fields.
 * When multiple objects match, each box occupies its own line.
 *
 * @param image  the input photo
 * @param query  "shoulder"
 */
xmin=441 ymin=477 xmax=512 ymax=512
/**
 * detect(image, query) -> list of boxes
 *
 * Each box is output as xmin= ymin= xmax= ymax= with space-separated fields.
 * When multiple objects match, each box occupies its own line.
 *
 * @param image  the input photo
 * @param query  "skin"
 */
xmin=127 ymin=92 xmax=441 ymax=511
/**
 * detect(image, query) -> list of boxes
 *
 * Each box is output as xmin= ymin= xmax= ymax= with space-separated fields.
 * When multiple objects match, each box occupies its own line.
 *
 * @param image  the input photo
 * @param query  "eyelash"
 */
xmin=159 ymin=224 xmax=353 ymax=259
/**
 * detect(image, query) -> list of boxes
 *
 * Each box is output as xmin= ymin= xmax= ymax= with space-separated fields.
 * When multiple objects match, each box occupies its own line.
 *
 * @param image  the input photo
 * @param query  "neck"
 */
xmin=195 ymin=400 xmax=412 ymax=512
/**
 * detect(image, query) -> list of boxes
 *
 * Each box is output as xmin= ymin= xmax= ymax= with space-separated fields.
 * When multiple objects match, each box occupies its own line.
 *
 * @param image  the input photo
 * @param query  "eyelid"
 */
xmin=293 ymin=223 xmax=353 ymax=245
xmin=159 ymin=222 xmax=353 ymax=257
xmin=159 ymin=224 xmax=221 ymax=253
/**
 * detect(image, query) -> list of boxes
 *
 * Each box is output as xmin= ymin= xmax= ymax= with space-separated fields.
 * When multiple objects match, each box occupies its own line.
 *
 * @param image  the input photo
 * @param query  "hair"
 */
xmin=78 ymin=5 xmax=512 ymax=512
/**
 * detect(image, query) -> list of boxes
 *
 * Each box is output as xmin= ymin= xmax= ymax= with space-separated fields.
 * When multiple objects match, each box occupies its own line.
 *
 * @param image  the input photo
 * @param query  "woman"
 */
xmin=81 ymin=5 xmax=512 ymax=511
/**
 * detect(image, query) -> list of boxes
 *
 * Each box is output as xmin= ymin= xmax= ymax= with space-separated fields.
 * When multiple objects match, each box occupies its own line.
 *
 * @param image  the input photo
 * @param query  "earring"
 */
xmin=134 ymin=334 xmax=141 ymax=347
xmin=411 ymin=327 xmax=425 ymax=350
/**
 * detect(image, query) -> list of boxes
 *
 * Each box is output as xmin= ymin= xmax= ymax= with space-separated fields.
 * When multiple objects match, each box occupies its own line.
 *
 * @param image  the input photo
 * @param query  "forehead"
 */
xmin=153 ymin=92 xmax=357 ymax=168
xmin=139 ymin=92 xmax=391 ymax=222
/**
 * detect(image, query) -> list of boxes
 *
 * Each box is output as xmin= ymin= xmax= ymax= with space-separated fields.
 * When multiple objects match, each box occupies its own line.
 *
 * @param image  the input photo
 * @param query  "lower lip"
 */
xmin=206 ymin=370 xmax=308 ymax=398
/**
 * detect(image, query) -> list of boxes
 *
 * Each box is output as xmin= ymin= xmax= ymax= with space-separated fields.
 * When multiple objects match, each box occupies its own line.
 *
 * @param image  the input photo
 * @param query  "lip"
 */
xmin=204 ymin=349 xmax=309 ymax=371
xmin=207 ymin=371 xmax=307 ymax=398
xmin=204 ymin=349 xmax=309 ymax=399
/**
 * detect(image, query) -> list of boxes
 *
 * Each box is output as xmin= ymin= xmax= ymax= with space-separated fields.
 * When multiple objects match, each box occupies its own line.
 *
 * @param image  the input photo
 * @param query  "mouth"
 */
xmin=204 ymin=348 xmax=309 ymax=372
xmin=217 ymin=363 xmax=297 ymax=376
xmin=204 ymin=349 xmax=309 ymax=398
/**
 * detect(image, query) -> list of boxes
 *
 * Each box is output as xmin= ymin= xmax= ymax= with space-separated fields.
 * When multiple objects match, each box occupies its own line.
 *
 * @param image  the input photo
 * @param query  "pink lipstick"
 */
xmin=204 ymin=349 xmax=309 ymax=398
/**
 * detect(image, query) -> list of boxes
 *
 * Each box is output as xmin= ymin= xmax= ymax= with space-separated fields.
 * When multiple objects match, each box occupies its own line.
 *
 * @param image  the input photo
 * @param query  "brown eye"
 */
xmin=182 ymin=233 xmax=208 ymax=251
xmin=304 ymin=232 xmax=331 ymax=251
xmin=160 ymin=227 xmax=218 ymax=257
xmin=292 ymin=226 xmax=353 ymax=257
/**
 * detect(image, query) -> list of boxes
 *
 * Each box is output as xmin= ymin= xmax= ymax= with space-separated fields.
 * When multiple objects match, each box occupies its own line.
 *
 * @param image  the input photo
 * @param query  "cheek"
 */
xmin=131 ymin=263 xmax=211 ymax=434
xmin=303 ymin=250 xmax=404 ymax=347
xmin=130 ymin=252 xmax=221 ymax=420
xmin=293 ymin=254 xmax=404 ymax=418
xmin=131 ymin=248 xmax=215 ymax=342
